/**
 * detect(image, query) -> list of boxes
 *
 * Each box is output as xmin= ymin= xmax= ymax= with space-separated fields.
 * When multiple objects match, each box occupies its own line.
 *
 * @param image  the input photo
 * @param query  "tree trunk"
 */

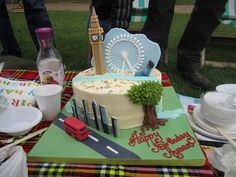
xmin=142 ymin=105 xmax=167 ymax=131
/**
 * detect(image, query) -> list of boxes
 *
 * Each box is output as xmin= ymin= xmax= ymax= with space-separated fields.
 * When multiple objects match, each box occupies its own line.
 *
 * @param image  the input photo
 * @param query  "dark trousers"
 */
xmin=0 ymin=0 xmax=52 ymax=56
xmin=177 ymin=0 xmax=227 ymax=71
xmin=142 ymin=0 xmax=227 ymax=70
xmin=0 ymin=0 xmax=21 ymax=56
xmin=142 ymin=0 xmax=175 ymax=53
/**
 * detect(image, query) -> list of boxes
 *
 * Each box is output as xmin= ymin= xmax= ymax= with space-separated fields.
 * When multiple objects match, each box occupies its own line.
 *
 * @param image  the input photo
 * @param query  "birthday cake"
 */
xmin=27 ymin=9 xmax=205 ymax=166
xmin=72 ymin=68 xmax=162 ymax=129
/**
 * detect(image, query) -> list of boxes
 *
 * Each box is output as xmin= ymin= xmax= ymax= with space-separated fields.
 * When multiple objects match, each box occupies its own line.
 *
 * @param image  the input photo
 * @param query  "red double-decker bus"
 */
xmin=64 ymin=117 xmax=89 ymax=141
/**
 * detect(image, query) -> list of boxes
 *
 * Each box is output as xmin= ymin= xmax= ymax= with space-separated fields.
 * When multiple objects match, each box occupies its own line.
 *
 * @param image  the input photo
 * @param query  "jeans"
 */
xmin=142 ymin=0 xmax=176 ymax=52
xmin=0 ymin=0 xmax=52 ymax=56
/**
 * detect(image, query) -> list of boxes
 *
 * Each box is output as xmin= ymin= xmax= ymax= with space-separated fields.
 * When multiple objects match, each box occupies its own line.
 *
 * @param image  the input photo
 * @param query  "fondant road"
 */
xmin=55 ymin=113 xmax=140 ymax=159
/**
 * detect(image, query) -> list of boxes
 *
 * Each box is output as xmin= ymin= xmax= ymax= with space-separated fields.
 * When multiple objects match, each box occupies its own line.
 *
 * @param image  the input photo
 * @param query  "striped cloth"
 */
xmin=27 ymin=163 xmax=214 ymax=177
xmin=221 ymin=0 xmax=236 ymax=26
xmin=0 ymin=69 xmax=214 ymax=177
xmin=131 ymin=0 xmax=149 ymax=22
xmin=132 ymin=0 xmax=236 ymax=26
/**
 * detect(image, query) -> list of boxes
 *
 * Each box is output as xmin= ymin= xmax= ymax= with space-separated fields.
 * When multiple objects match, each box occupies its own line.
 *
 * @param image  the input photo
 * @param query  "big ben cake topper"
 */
xmin=88 ymin=7 xmax=105 ymax=75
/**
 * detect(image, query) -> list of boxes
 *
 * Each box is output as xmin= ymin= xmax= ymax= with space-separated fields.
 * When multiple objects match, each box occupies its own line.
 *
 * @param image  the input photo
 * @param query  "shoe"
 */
xmin=180 ymin=71 xmax=212 ymax=90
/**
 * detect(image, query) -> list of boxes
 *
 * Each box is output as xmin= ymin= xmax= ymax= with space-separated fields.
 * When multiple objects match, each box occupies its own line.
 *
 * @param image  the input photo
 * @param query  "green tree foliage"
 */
xmin=126 ymin=81 xmax=163 ymax=106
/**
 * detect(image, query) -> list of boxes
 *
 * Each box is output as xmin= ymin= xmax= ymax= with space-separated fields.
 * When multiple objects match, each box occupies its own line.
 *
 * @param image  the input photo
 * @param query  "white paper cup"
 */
xmin=33 ymin=84 xmax=62 ymax=121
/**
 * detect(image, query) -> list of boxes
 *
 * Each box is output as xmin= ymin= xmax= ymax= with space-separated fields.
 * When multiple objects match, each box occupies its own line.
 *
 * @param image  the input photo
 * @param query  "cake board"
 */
xmin=28 ymin=87 xmax=205 ymax=166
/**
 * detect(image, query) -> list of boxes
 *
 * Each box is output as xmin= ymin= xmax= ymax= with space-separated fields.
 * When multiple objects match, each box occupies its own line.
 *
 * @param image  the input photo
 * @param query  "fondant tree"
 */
xmin=126 ymin=81 xmax=167 ymax=130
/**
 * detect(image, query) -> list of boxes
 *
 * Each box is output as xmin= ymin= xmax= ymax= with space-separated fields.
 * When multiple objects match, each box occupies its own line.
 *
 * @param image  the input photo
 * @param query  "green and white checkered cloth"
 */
xmin=131 ymin=0 xmax=149 ymax=22
xmin=221 ymin=0 xmax=236 ymax=26
xmin=132 ymin=0 xmax=236 ymax=26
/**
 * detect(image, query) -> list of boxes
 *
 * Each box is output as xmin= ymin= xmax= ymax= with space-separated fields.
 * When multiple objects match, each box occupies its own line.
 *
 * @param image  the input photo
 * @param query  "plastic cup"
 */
xmin=33 ymin=84 xmax=62 ymax=121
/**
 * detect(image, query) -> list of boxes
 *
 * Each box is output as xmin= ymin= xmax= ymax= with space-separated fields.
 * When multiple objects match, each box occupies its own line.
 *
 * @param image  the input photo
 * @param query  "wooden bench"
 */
xmin=201 ymin=0 xmax=236 ymax=68
xmin=9 ymin=0 xmax=23 ymax=11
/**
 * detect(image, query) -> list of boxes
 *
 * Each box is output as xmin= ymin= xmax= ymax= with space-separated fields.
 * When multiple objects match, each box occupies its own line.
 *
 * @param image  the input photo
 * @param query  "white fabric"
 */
xmin=200 ymin=92 xmax=236 ymax=130
xmin=207 ymin=144 xmax=236 ymax=177
xmin=0 ymin=146 xmax=28 ymax=177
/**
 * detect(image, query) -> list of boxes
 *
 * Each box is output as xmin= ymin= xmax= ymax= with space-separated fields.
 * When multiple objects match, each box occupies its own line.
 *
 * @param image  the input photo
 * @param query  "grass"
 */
xmin=3 ymin=11 xmax=236 ymax=97
xmin=9 ymin=11 xmax=89 ymax=70
xmin=176 ymin=0 xmax=194 ymax=5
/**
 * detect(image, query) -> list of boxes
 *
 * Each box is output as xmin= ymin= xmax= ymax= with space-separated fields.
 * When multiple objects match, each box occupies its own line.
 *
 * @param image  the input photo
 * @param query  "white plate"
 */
xmin=0 ymin=107 xmax=42 ymax=136
xmin=192 ymin=105 xmax=236 ymax=136
xmin=216 ymin=84 xmax=236 ymax=95
xmin=194 ymin=132 xmax=226 ymax=143
xmin=187 ymin=109 xmax=236 ymax=141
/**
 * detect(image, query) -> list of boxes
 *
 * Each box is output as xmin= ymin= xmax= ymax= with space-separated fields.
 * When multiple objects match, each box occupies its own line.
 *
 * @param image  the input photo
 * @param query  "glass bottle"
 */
xmin=35 ymin=27 xmax=64 ymax=87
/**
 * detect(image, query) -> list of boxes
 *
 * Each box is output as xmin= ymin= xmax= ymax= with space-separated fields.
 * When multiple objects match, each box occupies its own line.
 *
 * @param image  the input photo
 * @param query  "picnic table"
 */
xmin=0 ymin=69 xmax=220 ymax=177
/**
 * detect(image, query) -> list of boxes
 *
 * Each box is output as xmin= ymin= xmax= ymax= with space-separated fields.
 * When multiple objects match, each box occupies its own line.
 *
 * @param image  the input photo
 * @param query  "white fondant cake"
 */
xmin=72 ymin=68 xmax=162 ymax=129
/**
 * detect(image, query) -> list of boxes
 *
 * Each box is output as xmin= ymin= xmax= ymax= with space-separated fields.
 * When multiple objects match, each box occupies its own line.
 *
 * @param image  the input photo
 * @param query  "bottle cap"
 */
xmin=35 ymin=27 xmax=54 ymax=48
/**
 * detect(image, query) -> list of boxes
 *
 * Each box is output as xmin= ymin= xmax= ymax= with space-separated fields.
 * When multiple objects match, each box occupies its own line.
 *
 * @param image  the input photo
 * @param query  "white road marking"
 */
xmin=58 ymin=118 xmax=65 ymax=122
xmin=88 ymin=135 xmax=99 ymax=142
xmin=106 ymin=146 xmax=119 ymax=154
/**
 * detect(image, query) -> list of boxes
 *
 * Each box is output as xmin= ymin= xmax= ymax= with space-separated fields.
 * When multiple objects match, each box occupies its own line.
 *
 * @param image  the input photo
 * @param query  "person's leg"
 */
xmin=22 ymin=0 xmax=52 ymax=50
xmin=177 ymin=0 xmax=227 ymax=90
xmin=92 ymin=0 xmax=112 ymax=34
xmin=0 ymin=0 xmax=21 ymax=57
xmin=141 ymin=0 xmax=176 ymax=64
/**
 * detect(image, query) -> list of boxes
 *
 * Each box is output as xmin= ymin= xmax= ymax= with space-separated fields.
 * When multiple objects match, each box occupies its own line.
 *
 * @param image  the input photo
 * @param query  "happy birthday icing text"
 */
xmin=128 ymin=130 xmax=196 ymax=159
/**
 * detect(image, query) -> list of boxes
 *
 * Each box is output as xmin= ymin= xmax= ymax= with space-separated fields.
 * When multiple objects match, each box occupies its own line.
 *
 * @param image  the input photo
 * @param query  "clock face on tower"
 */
xmin=91 ymin=34 xmax=99 ymax=42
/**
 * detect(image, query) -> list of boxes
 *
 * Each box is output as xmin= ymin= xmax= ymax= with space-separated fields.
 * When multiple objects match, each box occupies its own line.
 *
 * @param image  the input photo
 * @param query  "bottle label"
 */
xmin=39 ymin=65 xmax=64 ymax=87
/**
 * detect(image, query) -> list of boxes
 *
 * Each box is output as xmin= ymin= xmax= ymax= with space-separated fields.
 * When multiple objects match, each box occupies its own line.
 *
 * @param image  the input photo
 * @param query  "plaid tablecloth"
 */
xmin=0 ymin=69 xmax=214 ymax=177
